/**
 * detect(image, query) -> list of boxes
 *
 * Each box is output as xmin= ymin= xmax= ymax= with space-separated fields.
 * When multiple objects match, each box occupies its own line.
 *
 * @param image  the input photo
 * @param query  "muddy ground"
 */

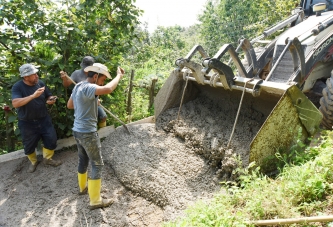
xmin=0 ymin=87 xmax=267 ymax=227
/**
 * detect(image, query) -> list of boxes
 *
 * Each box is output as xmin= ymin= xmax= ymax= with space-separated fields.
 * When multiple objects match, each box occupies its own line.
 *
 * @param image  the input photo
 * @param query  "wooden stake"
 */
xmin=126 ymin=70 xmax=134 ymax=119
xmin=248 ymin=215 xmax=333 ymax=225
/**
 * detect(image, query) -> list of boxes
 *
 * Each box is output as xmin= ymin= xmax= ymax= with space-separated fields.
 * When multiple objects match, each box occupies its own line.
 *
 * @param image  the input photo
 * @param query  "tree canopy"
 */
xmin=0 ymin=0 xmax=142 ymax=146
xmin=0 ymin=0 xmax=302 ymax=152
xmin=198 ymin=0 xmax=299 ymax=55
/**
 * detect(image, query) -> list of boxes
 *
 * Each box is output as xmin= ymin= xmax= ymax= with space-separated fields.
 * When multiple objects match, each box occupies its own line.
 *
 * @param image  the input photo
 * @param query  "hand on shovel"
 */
xmin=60 ymin=71 xmax=76 ymax=85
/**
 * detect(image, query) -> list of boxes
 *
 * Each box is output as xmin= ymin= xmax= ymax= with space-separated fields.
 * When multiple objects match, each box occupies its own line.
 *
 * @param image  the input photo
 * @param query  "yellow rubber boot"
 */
xmin=27 ymin=152 xmax=38 ymax=165
xmin=78 ymin=172 xmax=88 ymax=195
xmin=98 ymin=121 xmax=106 ymax=128
xmin=27 ymin=151 xmax=40 ymax=173
xmin=42 ymin=147 xmax=62 ymax=167
xmin=88 ymin=179 xmax=113 ymax=210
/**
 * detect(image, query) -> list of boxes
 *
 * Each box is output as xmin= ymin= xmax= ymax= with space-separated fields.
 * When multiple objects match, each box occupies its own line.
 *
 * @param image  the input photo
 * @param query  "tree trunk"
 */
xmin=148 ymin=78 xmax=158 ymax=111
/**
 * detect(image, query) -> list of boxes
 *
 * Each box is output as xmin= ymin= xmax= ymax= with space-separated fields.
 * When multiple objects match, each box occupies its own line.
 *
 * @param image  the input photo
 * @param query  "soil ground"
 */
xmin=0 ymin=82 xmax=269 ymax=227
xmin=0 ymin=123 xmax=223 ymax=227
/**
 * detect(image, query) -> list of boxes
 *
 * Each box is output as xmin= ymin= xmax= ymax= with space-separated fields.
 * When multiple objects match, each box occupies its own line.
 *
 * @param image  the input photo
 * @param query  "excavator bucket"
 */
xmin=250 ymin=85 xmax=322 ymax=170
xmin=154 ymin=45 xmax=322 ymax=174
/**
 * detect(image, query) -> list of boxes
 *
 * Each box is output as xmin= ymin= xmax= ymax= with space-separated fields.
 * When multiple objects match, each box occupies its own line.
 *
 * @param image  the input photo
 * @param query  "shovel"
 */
xmin=60 ymin=71 xmax=130 ymax=134
xmin=100 ymin=105 xmax=130 ymax=134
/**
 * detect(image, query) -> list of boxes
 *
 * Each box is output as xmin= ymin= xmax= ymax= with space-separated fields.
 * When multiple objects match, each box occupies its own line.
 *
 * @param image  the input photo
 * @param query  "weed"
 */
xmin=164 ymin=130 xmax=333 ymax=226
xmin=0 ymin=149 xmax=8 ymax=155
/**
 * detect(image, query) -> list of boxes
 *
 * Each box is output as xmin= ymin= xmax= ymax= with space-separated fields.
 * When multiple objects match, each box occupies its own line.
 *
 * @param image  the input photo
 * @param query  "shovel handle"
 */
xmin=100 ymin=105 xmax=130 ymax=134
xmin=60 ymin=71 xmax=77 ymax=85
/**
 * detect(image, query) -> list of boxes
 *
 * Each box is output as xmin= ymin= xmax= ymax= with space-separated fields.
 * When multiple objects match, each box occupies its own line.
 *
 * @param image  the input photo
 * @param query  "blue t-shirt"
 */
xmin=11 ymin=80 xmax=52 ymax=120
xmin=71 ymin=81 xmax=99 ymax=132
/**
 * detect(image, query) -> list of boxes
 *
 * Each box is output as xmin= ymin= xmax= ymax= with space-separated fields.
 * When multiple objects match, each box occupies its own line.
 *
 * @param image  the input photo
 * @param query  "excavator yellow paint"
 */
xmin=250 ymin=85 xmax=322 ymax=170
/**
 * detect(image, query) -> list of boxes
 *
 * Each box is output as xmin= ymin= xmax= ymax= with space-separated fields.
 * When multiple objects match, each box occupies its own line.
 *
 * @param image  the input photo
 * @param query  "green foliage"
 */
xmin=0 ymin=0 xmax=308 ymax=160
xmin=0 ymin=3 xmax=204 ymax=150
xmin=120 ymin=25 xmax=203 ymax=121
xmin=198 ymin=0 xmax=299 ymax=55
xmin=164 ymin=130 xmax=333 ymax=226
xmin=0 ymin=0 xmax=142 ymax=151
xmin=261 ymin=127 xmax=321 ymax=174
xmin=0 ymin=148 xmax=8 ymax=155
xmin=0 ymin=0 xmax=202 ymax=151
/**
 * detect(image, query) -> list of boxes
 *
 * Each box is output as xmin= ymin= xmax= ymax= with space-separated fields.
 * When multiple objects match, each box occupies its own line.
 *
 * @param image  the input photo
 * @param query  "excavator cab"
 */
xmin=301 ymin=0 xmax=333 ymax=16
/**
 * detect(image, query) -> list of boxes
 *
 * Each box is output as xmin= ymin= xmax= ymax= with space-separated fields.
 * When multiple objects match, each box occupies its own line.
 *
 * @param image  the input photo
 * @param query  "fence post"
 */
xmin=4 ymin=106 xmax=14 ymax=152
xmin=126 ymin=70 xmax=135 ymax=121
xmin=148 ymin=77 xmax=158 ymax=110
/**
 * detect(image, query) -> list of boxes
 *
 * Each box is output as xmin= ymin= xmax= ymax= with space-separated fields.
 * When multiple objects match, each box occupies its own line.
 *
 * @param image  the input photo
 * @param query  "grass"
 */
xmin=163 ymin=130 xmax=333 ymax=227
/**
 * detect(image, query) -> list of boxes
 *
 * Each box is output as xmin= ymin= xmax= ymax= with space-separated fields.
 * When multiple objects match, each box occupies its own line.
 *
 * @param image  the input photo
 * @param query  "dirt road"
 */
xmin=0 ymin=123 xmax=222 ymax=227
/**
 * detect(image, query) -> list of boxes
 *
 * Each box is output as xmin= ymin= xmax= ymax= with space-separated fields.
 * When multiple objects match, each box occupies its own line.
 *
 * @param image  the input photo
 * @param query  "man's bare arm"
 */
xmin=95 ymin=67 xmax=125 ymax=96
xmin=95 ymin=74 xmax=123 ymax=96
xmin=12 ymin=87 xmax=45 ymax=108
xmin=67 ymin=96 xmax=74 ymax=109
xmin=60 ymin=71 xmax=74 ymax=88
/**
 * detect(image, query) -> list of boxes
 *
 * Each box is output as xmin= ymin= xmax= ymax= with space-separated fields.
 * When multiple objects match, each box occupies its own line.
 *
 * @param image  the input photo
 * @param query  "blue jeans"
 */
xmin=18 ymin=116 xmax=57 ymax=155
xmin=97 ymin=105 xmax=107 ymax=121
xmin=73 ymin=131 xmax=104 ymax=179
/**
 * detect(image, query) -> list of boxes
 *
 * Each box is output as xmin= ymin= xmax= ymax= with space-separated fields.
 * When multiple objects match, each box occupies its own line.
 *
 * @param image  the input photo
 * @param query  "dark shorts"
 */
xmin=18 ymin=116 xmax=57 ymax=155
